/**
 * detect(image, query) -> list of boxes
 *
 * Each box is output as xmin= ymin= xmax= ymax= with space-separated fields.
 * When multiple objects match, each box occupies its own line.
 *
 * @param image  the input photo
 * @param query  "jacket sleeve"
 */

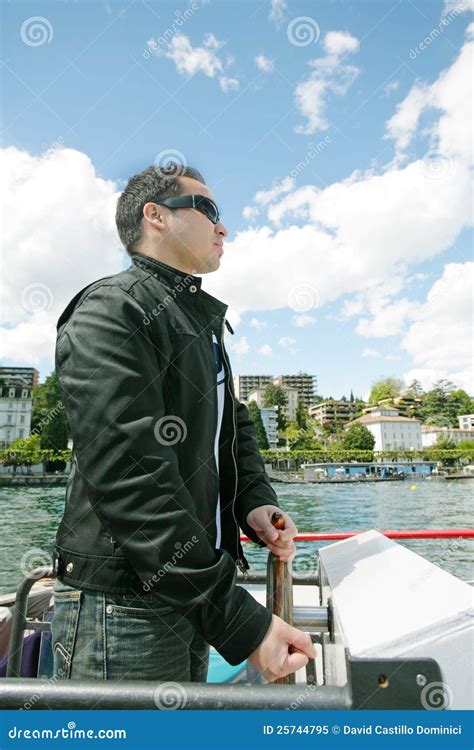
xmin=233 ymin=398 xmax=281 ymax=548
xmin=56 ymin=284 xmax=272 ymax=666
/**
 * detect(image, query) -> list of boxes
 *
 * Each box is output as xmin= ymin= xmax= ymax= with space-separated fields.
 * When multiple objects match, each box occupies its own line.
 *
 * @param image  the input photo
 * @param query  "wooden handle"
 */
xmin=270 ymin=511 xmax=292 ymax=685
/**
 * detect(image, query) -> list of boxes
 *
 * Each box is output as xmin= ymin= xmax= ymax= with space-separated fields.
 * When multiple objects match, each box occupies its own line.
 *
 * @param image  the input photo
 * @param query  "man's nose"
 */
xmin=215 ymin=221 xmax=228 ymax=238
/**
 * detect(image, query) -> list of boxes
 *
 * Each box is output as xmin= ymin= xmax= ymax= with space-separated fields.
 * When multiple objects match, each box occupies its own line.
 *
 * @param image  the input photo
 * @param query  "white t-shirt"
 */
xmin=212 ymin=330 xmax=225 ymax=548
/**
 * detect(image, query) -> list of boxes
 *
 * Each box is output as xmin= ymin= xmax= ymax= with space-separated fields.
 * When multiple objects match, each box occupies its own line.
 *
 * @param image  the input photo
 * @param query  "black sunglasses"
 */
xmin=152 ymin=194 xmax=220 ymax=225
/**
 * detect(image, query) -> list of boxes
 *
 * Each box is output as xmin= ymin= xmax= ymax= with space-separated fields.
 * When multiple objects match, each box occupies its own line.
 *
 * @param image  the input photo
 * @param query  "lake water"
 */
xmin=0 ymin=480 xmax=472 ymax=595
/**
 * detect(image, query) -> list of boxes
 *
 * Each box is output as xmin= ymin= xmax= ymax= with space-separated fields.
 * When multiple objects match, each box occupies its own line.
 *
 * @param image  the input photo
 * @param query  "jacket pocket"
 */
xmin=51 ymin=582 xmax=82 ymax=679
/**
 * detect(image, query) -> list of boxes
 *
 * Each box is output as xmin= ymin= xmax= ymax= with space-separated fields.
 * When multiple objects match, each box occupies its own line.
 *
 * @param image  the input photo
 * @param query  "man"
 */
xmin=51 ymin=163 xmax=315 ymax=684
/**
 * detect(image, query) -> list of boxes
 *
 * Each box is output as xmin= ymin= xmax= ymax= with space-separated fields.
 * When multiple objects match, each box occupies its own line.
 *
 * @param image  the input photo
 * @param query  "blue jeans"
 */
xmin=51 ymin=579 xmax=209 ymax=682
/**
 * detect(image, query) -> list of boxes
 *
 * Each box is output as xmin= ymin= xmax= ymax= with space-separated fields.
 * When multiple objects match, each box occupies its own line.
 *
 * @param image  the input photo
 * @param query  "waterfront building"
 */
xmin=345 ymin=406 xmax=422 ymax=451
xmin=0 ymin=377 xmax=33 ymax=447
xmin=421 ymin=426 xmax=474 ymax=447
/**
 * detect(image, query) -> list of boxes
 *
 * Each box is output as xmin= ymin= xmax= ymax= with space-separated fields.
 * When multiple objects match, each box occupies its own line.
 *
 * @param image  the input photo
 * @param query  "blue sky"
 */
xmin=1 ymin=0 xmax=473 ymax=399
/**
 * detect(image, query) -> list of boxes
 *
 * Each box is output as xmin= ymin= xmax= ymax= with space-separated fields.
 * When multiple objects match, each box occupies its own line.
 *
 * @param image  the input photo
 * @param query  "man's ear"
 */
xmin=142 ymin=202 xmax=166 ymax=229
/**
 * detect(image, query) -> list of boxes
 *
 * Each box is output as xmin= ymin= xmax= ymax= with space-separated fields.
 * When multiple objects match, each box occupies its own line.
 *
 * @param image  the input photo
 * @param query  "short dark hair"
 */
xmin=115 ymin=163 xmax=206 ymax=255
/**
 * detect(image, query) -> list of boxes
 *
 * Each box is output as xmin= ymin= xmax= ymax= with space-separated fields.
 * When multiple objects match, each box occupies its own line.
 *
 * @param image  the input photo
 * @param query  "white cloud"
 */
xmin=362 ymin=348 xmax=380 ymax=358
xmin=442 ymin=0 xmax=474 ymax=17
xmin=385 ymin=28 xmax=473 ymax=163
xmin=382 ymin=80 xmax=400 ymax=98
xmin=250 ymin=317 xmax=267 ymax=329
xmin=279 ymin=336 xmax=296 ymax=347
xmin=402 ymin=263 xmax=473 ymax=392
xmin=242 ymin=206 xmax=260 ymax=221
xmin=293 ymin=314 xmax=316 ymax=327
xmin=147 ymin=32 xmax=239 ymax=92
xmin=356 ymin=298 xmax=422 ymax=338
xmin=323 ymin=30 xmax=360 ymax=56
xmin=254 ymin=177 xmax=295 ymax=206
xmin=269 ymin=0 xmax=287 ymax=27
xmin=258 ymin=344 xmax=273 ymax=357
xmin=384 ymin=83 xmax=429 ymax=154
xmin=227 ymin=335 xmax=249 ymax=356
xmin=1 ymin=311 xmax=58 ymax=367
xmin=255 ymin=54 xmax=274 ymax=73
xmin=294 ymin=30 xmax=360 ymax=134
xmin=0 ymin=146 xmax=122 ymax=368
xmin=219 ymin=75 xmax=240 ymax=93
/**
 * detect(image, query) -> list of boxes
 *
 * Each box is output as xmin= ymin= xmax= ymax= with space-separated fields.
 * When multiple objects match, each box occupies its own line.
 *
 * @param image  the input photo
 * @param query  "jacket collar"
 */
xmin=131 ymin=251 xmax=231 ymax=323
xmin=131 ymin=252 xmax=203 ymax=292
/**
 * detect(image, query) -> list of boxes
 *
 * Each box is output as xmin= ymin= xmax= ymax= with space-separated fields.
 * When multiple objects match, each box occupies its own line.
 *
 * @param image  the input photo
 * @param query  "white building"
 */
xmin=458 ymin=414 xmax=474 ymax=430
xmin=344 ymin=406 xmax=422 ymax=451
xmin=0 ymin=379 xmax=33 ymax=447
xmin=259 ymin=406 xmax=279 ymax=449
xmin=421 ymin=426 xmax=474 ymax=447
xmin=246 ymin=385 xmax=299 ymax=422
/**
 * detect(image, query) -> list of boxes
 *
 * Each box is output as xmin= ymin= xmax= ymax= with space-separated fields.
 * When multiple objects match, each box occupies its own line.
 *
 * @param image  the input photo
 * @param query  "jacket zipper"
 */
xmin=220 ymin=317 xmax=249 ymax=578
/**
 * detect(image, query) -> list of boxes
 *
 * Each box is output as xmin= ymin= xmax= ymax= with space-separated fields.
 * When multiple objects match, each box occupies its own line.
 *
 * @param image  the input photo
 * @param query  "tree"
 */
xmin=419 ymin=381 xmax=472 ymax=427
xmin=36 ymin=374 xmax=69 ymax=471
xmin=247 ymin=401 xmax=269 ymax=450
xmin=41 ymin=409 xmax=69 ymax=472
xmin=447 ymin=389 xmax=474 ymax=422
xmin=435 ymin=436 xmax=456 ymax=450
xmin=405 ymin=379 xmax=424 ymax=398
xmin=263 ymin=383 xmax=288 ymax=430
xmin=2 ymin=434 xmax=41 ymax=474
xmin=354 ymin=397 xmax=366 ymax=418
xmin=342 ymin=423 xmax=376 ymax=450
xmin=32 ymin=372 xmax=70 ymax=439
xmin=457 ymin=440 xmax=474 ymax=450
xmin=295 ymin=402 xmax=309 ymax=430
xmin=288 ymin=429 xmax=319 ymax=450
xmin=368 ymin=377 xmax=404 ymax=404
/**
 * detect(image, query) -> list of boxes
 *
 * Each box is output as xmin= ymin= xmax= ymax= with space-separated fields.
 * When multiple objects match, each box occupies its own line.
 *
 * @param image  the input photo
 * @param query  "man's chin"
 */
xmin=201 ymin=257 xmax=221 ymax=274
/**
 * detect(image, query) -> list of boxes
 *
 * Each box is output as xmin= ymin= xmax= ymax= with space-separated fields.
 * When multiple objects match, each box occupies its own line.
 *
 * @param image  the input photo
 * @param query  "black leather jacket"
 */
xmin=52 ymin=252 xmax=281 ymax=665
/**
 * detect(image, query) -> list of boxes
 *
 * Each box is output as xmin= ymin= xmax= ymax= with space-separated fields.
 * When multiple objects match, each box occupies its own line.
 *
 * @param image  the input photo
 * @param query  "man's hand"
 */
xmin=246 ymin=505 xmax=297 ymax=563
xmin=248 ymin=614 xmax=316 ymax=681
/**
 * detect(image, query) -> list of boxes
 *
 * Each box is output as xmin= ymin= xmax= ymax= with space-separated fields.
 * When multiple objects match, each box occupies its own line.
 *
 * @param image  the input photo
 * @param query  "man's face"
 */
xmin=159 ymin=176 xmax=228 ymax=275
